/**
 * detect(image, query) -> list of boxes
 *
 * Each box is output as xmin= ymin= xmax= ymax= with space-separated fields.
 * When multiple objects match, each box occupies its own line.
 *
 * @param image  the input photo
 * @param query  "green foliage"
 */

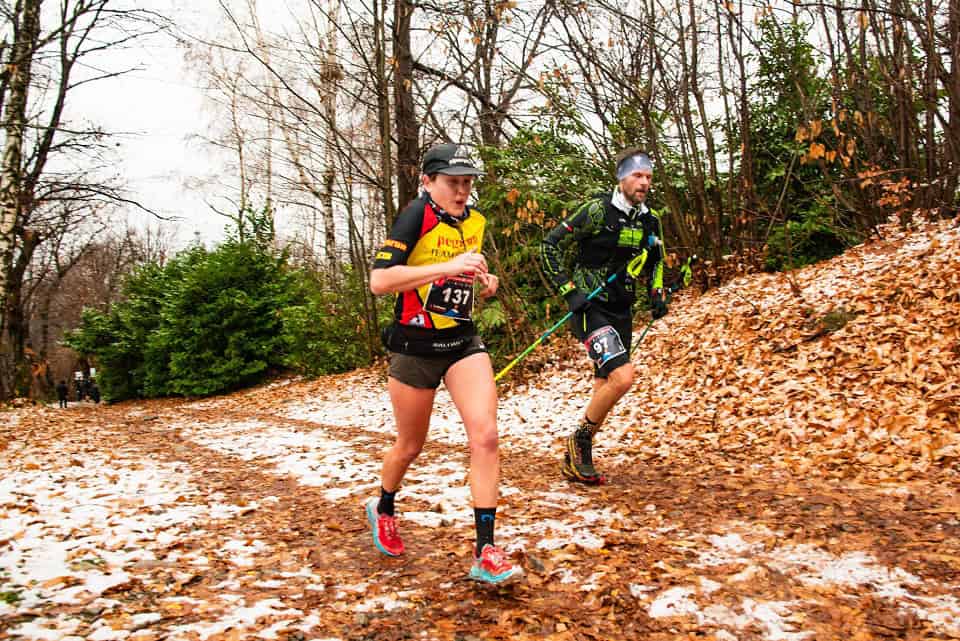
xmin=0 ymin=590 xmax=21 ymax=605
xmin=764 ymin=205 xmax=857 ymax=271
xmin=66 ymin=234 xmax=375 ymax=401
xmin=226 ymin=203 xmax=276 ymax=250
xmin=64 ymin=257 xmax=194 ymax=402
xmin=279 ymin=266 xmax=374 ymax=376
xmin=474 ymin=300 xmax=507 ymax=334
xmin=747 ymin=17 xmax=831 ymax=220
xmin=156 ymin=242 xmax=296 ymax=396
xmin=475 ymin=123 xmax=608 ymax=360
xmin=479 ymin=123 xmax=608 ymax=228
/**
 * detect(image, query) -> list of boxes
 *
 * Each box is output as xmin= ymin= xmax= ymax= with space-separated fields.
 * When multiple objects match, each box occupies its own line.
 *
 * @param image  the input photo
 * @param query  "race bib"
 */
xmin=584 ymin=325 xmax=626 ymax=368
xmin=424 ymin=274 xmax=474 ymax=320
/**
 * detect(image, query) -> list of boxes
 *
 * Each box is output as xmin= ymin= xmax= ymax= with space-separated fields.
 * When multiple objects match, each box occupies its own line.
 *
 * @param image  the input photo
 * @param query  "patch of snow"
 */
xmin=5 ymin=616 xmax=82 ymax=640
xmin=0 ymin=453 xmax=244 ymax=627
xmin=87 ymin=623 xmax=131 ymax=640
xmin=700 ymin=577 xmax=723 ymax=594
xmin=580 ymin=572 xmax=605 ymax=591
xmin=649 ymin=586 xmax=700 ymax=619
xmin=222 ymin=538 xmax=268 ymax=567
xmin=686 ymin=527 xmax=960 ymax=638
xmin=174 ymin=419 xmax=381 ymax=500
xmin=770 ymin=546 xmax=919 ymax=599
xmin=253 ymin=579 xmax=286 ymax=588
xmin=131 ymin=612 xmax=162 ymax=626
xmin=168 ymin=599 xmax=304 ymax=640
xmin=708 ymin=533 xmax=760 ymax=555
xmin=741 ymin=599 xmax=811 ymax=641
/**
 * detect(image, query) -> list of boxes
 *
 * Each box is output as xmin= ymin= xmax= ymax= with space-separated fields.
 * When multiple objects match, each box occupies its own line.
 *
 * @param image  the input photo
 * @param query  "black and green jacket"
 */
xmin=540 ymin=188 xmax=665 ymax=312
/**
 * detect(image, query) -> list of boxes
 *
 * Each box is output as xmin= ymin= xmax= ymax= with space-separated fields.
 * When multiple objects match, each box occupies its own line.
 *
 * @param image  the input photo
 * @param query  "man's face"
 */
xmin=619 ymin=169 xmax=652 ymax=206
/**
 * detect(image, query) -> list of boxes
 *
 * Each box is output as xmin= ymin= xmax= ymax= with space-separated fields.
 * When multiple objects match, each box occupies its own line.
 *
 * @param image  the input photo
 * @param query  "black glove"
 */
xmin=564 ymin=289 xmax=591 ymax=314
xmin=650 ymin=288 xmax=668 ymax=319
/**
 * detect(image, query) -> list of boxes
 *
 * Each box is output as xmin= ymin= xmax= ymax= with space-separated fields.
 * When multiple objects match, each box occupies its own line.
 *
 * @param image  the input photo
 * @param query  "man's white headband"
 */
xmin=616 ymin=153 xmax=653 ymax=180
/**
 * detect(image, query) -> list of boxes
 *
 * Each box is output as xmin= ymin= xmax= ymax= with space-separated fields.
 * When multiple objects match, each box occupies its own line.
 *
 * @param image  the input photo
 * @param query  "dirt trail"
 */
xmin=4 ymin=395 xmax=957 ymax=641
xmin=3 ymin=218 xmax=959 ymax=640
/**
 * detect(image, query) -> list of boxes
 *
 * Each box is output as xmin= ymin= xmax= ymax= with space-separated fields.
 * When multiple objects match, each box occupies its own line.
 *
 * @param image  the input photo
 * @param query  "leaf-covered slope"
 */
xmin=613 ymin=217 xmax=960 ymax=482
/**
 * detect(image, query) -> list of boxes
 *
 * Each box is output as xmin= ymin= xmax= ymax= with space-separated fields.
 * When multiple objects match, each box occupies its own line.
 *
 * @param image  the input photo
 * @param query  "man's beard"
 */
xmin=626 ymin=189 xmax=647 ymax=206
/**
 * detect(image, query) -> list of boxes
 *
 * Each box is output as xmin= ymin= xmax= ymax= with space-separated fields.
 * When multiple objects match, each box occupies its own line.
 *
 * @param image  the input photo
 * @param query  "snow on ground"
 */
xmin=638 ymin=523 xmax=960 ymax=639
xmin=134 ymin=371 xmax=960 ymax=639
xmin=3 ymin=457 xmax=202 ymax=607
xmin=0 ymin=446 xmax=264 ymax=639
xmin=165 ymin=599 xmax=314 ymax=640
xmin=160 ymin=415 xmax=521 ymax=528
xmin=280 ymin=350 xmax=653 ymax=463
xmin=168 ymin=417 xmax=383 ymax=501
xmin=4 ymin=389 xmax=960 ymax=639
xmin=3 ymin=217 xmax=959 ymax=640
xmin=6 ymin=355 xmax=960 ymax=641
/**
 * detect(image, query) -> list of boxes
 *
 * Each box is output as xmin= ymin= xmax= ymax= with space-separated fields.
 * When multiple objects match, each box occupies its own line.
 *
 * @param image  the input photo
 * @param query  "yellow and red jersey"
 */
xmin=372 ymin=194 xmax=485 ymax=330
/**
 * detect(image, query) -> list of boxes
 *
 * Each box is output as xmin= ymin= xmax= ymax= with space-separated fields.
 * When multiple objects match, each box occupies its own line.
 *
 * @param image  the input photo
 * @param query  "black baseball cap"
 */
xmin=422 ymin=143 xmax=483 ymax=176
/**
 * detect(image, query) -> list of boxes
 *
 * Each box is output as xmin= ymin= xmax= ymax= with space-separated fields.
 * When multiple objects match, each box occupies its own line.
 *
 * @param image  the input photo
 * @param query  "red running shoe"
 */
xmin=365 ymin=497 xmax=404 ymax=556
xmin=469 ymin=544 xmax=523 ymax=584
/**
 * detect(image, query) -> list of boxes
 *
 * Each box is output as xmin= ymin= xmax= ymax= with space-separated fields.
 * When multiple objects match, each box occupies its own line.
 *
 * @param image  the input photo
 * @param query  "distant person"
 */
xmin=56 ymin=380 xmax=69 ymax=408
xmin=75 ymin=379 xmax=84 ymax=402
xmin=89 ymin=381 xmax=101 ymax=404
xmin=365 ymin=143 xmax=522 ymax=585
xmin=540 ymin=147 xmax=667 ymax=484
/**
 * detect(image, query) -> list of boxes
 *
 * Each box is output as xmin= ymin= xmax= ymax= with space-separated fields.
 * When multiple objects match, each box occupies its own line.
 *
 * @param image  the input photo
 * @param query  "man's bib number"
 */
xmin=584 ymin=325 xmax=625 ymax=368
xmin=424 ymin=275 xmax=474 ymax=320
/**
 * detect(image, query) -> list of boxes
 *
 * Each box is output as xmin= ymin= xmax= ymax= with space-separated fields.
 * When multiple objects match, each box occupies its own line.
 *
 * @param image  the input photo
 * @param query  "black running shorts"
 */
xmin=388 ymin=335 xmax=488 ymax=389
xmin=569 ymin=306 xmax=633 ymax=378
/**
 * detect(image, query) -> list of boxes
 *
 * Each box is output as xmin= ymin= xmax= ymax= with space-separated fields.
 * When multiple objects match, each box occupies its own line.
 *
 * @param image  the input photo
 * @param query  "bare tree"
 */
xmin=0 ymin=1 xmax=164 ymax=398
xmin=28 ymin=221 xmax=173 ymax=396
xmin=0 ymin=0 xmax=43 ymax=398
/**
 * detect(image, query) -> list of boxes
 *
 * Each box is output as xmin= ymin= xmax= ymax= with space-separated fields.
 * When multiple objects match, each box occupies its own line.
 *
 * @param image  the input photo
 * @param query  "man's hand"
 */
xmin=564 ymin=289 xmax=591 ymax=314
xmin=477 ymin=272 xmax=498 ymax=298
xmin=650 ymin=288 xmax=668 ymax=319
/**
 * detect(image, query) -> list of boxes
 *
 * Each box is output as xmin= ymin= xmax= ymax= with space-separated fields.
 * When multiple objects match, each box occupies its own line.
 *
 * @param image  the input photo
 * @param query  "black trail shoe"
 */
xmin=561 ymin=426 xmax=605 ymax=484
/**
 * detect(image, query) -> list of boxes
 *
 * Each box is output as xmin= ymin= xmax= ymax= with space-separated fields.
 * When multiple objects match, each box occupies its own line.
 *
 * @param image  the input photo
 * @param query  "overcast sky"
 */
xmin=65 ymin=0 xmax=231 ymax=247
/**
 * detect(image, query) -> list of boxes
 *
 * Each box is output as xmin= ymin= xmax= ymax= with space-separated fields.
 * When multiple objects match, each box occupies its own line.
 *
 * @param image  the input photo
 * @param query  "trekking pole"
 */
xmin=494 ymin=252 xmax=649 ymax=383
xmin=630 ymin=254 xmax=699 ymax=356
xmin=494 ymin=273 xmax=618 ymax=382
xmin=631 ymin=316 xmax=658 ymax=357
xmin=630 ymin=287 xmax=680 ymax=357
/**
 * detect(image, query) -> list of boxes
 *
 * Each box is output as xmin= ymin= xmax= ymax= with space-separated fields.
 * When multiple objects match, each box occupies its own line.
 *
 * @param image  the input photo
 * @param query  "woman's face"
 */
xmin=423 ymin=173 xmax=474 ymax=216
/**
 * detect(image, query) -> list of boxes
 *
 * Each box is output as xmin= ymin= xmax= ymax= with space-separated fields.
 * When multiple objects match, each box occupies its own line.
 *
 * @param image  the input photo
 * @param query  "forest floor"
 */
xmin=2 ymin=216 xmax=959 ymax=641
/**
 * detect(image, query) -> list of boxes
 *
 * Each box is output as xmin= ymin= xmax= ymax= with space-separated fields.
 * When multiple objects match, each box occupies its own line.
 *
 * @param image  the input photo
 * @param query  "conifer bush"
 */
xmin=66 ymin=239 xmax=373 ymax=401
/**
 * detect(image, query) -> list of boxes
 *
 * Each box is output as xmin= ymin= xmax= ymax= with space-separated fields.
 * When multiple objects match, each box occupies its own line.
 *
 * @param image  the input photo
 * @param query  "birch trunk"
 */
xmin=0 ymin=0 xmax=43 ymax=398
xmin=322 ymin=0 xmax=341 ymax=277
xmin=0 ymin=0 xmax=42 ymax=323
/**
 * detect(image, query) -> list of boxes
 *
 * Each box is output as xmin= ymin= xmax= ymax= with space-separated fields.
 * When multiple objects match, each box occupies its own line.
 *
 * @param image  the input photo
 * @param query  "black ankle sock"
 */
xmin=378 ymin=487 xmax=397 ymax=516
xmin=474 ymin=507 xmax=496 ymax=556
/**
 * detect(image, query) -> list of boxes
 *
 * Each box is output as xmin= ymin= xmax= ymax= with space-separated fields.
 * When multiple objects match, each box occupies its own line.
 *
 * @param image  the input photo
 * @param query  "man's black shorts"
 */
xmin=569 ymin=306 xmax=633 ymax=378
